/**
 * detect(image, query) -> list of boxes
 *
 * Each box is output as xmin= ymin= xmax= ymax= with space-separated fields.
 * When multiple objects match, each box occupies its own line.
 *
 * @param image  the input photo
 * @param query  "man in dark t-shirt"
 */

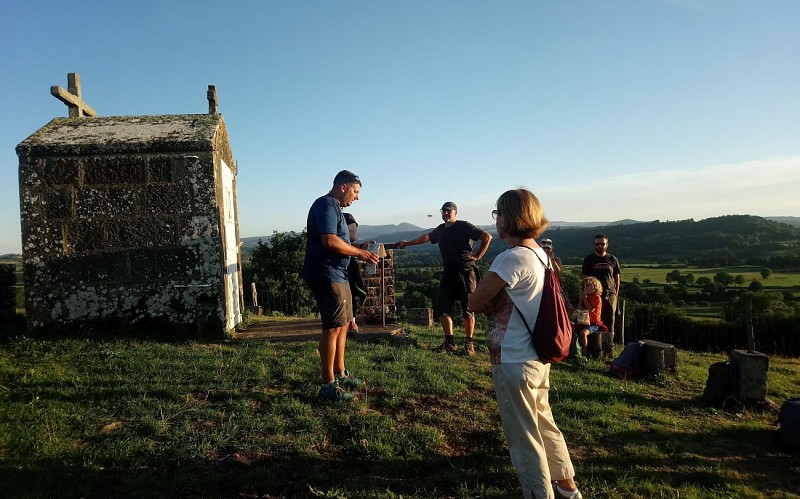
xmin=582 ymin=234 xmax=621 ymax=336
xmin=396 ymin=201 xmax=492 ymax=356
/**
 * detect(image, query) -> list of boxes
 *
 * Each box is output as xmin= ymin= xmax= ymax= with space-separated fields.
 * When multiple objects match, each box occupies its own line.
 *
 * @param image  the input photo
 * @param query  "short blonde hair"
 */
xmin=495 ymin=189 xmax=548 ymax=239
xmin=583 ymin=276 xmax=603 ymax=295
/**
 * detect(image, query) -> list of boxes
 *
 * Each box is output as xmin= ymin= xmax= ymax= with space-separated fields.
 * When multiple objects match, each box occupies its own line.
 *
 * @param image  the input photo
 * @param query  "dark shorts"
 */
xmin=436 ymin=266 xmax=477 ymax=320
xmin=306 ymin=280 xmax=352 ymax=330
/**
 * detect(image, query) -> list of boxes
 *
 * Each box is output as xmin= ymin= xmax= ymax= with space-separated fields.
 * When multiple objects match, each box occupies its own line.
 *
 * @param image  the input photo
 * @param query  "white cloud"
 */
xmin=538 ymin=157 xmax=800 ymax=222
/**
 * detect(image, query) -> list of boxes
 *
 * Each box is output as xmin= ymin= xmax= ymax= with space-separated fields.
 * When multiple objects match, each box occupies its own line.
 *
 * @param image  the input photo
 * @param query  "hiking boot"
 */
xmin=318 ymin=380 xmax=353 ymax=401
xmin=335 ymin=369 xmax=364 ymax=389
xmin=554 ymin=483 xmax=583 ymax=499
xmin=436 ymin=340 xmax=458 ymax=353
xmin=464 ymin=341 xmax=475 ymax=357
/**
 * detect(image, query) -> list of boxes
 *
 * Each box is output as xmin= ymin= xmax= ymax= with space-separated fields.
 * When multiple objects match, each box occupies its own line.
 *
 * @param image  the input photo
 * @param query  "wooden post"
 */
xmin=619 ymin=299 xmax=625 ymax=345
xmin=746 ymin=298 xmax=755 ymax=351
xmin=50 ymin=73 xmax=97 ymax=117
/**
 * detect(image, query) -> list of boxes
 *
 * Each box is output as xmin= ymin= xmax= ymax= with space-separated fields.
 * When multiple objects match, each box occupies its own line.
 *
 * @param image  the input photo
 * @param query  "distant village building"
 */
xmin=15 ymin=75 xmax=243 ymax=337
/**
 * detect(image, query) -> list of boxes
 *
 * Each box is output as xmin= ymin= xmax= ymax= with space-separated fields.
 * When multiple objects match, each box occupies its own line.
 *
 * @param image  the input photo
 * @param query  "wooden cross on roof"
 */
xmin=51 ymin=73 xmax=97 ymax=118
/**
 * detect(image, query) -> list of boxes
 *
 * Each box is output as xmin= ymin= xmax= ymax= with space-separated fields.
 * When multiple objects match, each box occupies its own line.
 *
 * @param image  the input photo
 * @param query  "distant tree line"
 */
xmin=383 ymin=215 xmax=800 ymax=268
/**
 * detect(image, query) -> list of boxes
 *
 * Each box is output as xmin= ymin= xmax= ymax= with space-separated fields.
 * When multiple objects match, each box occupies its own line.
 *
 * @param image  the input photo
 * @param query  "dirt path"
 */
xmin=234 ymin=318 xmax=405 ymax=343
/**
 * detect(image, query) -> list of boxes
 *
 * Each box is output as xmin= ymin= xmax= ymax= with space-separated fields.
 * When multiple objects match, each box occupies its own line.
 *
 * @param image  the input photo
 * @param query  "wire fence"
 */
xmin=250 ymin=283 xmax=800 ymax=357
xmin=621 ymin=300 xmax=800 ymax=356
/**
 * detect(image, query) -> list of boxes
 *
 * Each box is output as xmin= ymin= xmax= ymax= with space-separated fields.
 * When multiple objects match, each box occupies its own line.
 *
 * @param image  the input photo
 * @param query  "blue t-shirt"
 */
xmin=302 ymin=195 xmax=351 ymax=283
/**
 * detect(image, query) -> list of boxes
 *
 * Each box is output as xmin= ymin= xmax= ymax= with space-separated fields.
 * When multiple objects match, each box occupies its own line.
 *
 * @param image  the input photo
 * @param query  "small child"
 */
xmin=577 ymin=276 xmax=608 ymax=355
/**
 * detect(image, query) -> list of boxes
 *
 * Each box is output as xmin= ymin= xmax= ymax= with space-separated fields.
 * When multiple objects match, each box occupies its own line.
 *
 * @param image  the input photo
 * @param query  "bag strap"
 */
xmin=515 ymin=244 xmax=552 ymax=271
xmin=514 ymin=303 xmax=534 ymax=337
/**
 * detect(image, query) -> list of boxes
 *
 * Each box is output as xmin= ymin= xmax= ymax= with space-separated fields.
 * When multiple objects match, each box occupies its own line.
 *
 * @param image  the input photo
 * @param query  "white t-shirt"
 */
xmin=486 ymin=245 xmax=545 ymax=364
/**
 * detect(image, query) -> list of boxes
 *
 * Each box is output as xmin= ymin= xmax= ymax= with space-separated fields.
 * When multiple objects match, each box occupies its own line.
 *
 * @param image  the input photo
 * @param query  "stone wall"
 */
xmin=16 ymin=115 xmax=238 ymax=337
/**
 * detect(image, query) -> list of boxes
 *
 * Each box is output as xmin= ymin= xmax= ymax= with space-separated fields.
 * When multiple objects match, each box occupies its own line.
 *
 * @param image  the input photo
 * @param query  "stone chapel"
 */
xmin=16 ymin=75 xmax=243 ymax=337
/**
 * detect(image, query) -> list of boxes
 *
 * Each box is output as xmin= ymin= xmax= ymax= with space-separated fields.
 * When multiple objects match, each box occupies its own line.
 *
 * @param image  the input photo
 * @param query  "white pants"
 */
xmin=492 ymin=361 xmax=575 ymax=499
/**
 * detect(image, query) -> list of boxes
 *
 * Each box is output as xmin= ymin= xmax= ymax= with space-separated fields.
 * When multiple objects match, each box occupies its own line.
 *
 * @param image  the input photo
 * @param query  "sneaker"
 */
xmin=335 ymin=369 xmax=364 ymax=389
xmin=464 ymin=341 xmax=475 ymax=357
xmin=554 ymin=483 xmax=583 ymax=499
xmin=436 ymin=341 xmax=458 ymax=353
xmin=318 ymin=380 xmax=353 ymax=401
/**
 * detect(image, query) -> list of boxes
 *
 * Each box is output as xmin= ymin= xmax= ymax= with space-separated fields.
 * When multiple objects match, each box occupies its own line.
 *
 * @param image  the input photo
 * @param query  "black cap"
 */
xmin=441 ymin=201 xmax=457 ymax=211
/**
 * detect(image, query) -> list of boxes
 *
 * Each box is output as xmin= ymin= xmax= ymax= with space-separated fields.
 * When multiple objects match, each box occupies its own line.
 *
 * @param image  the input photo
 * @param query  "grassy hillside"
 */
xmin=1 ymin=322 xmax=798 ymax=498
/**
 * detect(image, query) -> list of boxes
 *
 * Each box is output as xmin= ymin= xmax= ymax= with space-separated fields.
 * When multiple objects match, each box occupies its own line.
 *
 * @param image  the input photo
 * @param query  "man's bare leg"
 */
xmin=334 ymin=324 xmax=348 ymax=375
xmin=319 ymin=327 xmax=343 ymax=383
xmin=440 ymin=314 xmax=454 ymax=336
xmin=463 ymin=315 xmax=475 ymax=340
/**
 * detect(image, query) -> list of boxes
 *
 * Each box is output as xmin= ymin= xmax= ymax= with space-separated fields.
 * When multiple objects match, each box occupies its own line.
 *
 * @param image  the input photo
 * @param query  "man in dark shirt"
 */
xmin=396 ymin=201 xmax=492 ymax=356
xmin=581 ymin=234 xmax=621 ymax=336
xmin=302 ymin=170 xmax=380 ymax=401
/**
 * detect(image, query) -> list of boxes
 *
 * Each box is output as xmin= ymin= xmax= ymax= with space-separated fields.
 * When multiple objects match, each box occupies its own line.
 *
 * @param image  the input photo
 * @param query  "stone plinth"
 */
xmin=730 ymin=349 xmax=768 ymax=402
xmin=641 ymin=339 xmax=678 ymax=375
xmin=245 ymin=306 xmax=263 ymax=316
xmin=362 ymin=249 xmax=397 ymax=325
xmin=586 ymin=331 xmax=614 ymax=358
xmin=408 ymin=307 xmax=434 ymax=327
xmin=0 ymin=264 xmax=15 ymax=320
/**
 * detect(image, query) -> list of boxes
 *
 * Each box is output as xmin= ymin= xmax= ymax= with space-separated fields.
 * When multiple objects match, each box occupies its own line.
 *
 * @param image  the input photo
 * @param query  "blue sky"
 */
xmin=2 ymin=0 xmax=799 ymax=255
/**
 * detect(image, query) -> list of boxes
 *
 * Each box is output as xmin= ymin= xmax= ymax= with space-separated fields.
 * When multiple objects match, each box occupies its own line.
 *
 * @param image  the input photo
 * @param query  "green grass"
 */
xmin=1 ymin=325 xmax=799 ymax=498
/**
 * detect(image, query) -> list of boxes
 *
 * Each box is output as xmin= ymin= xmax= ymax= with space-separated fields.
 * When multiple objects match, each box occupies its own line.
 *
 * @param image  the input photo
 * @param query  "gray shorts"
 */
xmin=306 ymin=280 xmax=352 ymax=330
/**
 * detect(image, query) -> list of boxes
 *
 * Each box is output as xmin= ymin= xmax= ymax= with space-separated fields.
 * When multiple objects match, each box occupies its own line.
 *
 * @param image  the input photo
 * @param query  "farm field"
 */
xmin=564 ymin=264 xmax=800 ymax=290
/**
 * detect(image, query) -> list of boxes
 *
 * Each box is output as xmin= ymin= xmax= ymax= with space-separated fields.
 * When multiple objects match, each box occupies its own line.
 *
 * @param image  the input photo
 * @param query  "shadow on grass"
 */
xmin=0 ymin=450 xmax=520 ymax=499
xmin=580 ymin=425 xmax=800 ymax=496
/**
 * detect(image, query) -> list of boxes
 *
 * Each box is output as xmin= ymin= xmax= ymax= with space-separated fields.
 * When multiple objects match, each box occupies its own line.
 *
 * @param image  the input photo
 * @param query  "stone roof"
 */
xmin=16 ymin=114 xmax=224 ymax=156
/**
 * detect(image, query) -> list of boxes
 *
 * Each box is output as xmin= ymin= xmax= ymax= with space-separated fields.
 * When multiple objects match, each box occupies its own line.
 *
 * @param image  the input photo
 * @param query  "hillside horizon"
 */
xmin=239 ymin=215 xmax=800 ymax=249
xmin=238 ymin=214 xmax=800 ymax=268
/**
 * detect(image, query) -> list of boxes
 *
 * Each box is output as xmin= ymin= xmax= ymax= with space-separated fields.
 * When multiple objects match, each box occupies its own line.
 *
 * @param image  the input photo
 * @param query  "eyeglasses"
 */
xmin=594 ymin=243 xmax=607 ymax=246
xmin=441 ymin=209 xmax=452 ymax=214
xmin=491 ymin=209 xmax=501 ymax=220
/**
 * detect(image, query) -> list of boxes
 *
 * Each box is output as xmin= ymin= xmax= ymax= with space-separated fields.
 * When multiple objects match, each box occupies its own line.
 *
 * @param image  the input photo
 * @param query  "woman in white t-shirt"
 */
xmin=468 ymin=189 xmax=582 ymax=499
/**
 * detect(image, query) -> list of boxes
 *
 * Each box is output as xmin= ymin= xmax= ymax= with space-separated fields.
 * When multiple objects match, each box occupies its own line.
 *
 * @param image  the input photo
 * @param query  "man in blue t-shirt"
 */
xmin=396 ymin=201 xmax=493 ymax=356
xmin=302 ymin=170 xmax=380 ymax=401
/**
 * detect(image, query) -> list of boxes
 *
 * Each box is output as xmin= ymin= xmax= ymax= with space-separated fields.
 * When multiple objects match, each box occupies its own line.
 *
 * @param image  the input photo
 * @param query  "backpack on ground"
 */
xmin=514 ymin=247 xmax=572 ymax=364
xmin=777 ymin=398 xmax=800 ymax=452
xmin=701 ymin=361 xmax=738 ymax=408
xmin=609 ymin=341 xmax=645 ymax=379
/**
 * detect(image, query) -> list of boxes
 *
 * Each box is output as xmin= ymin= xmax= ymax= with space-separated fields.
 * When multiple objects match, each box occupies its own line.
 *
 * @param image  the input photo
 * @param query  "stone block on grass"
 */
xmin=641 ymin=339 xmax=678 ymax=375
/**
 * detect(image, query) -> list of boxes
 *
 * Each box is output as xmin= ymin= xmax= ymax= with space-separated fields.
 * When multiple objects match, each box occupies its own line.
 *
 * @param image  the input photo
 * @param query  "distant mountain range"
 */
xmin=357 ymin=216 xmax=800 ymax=241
